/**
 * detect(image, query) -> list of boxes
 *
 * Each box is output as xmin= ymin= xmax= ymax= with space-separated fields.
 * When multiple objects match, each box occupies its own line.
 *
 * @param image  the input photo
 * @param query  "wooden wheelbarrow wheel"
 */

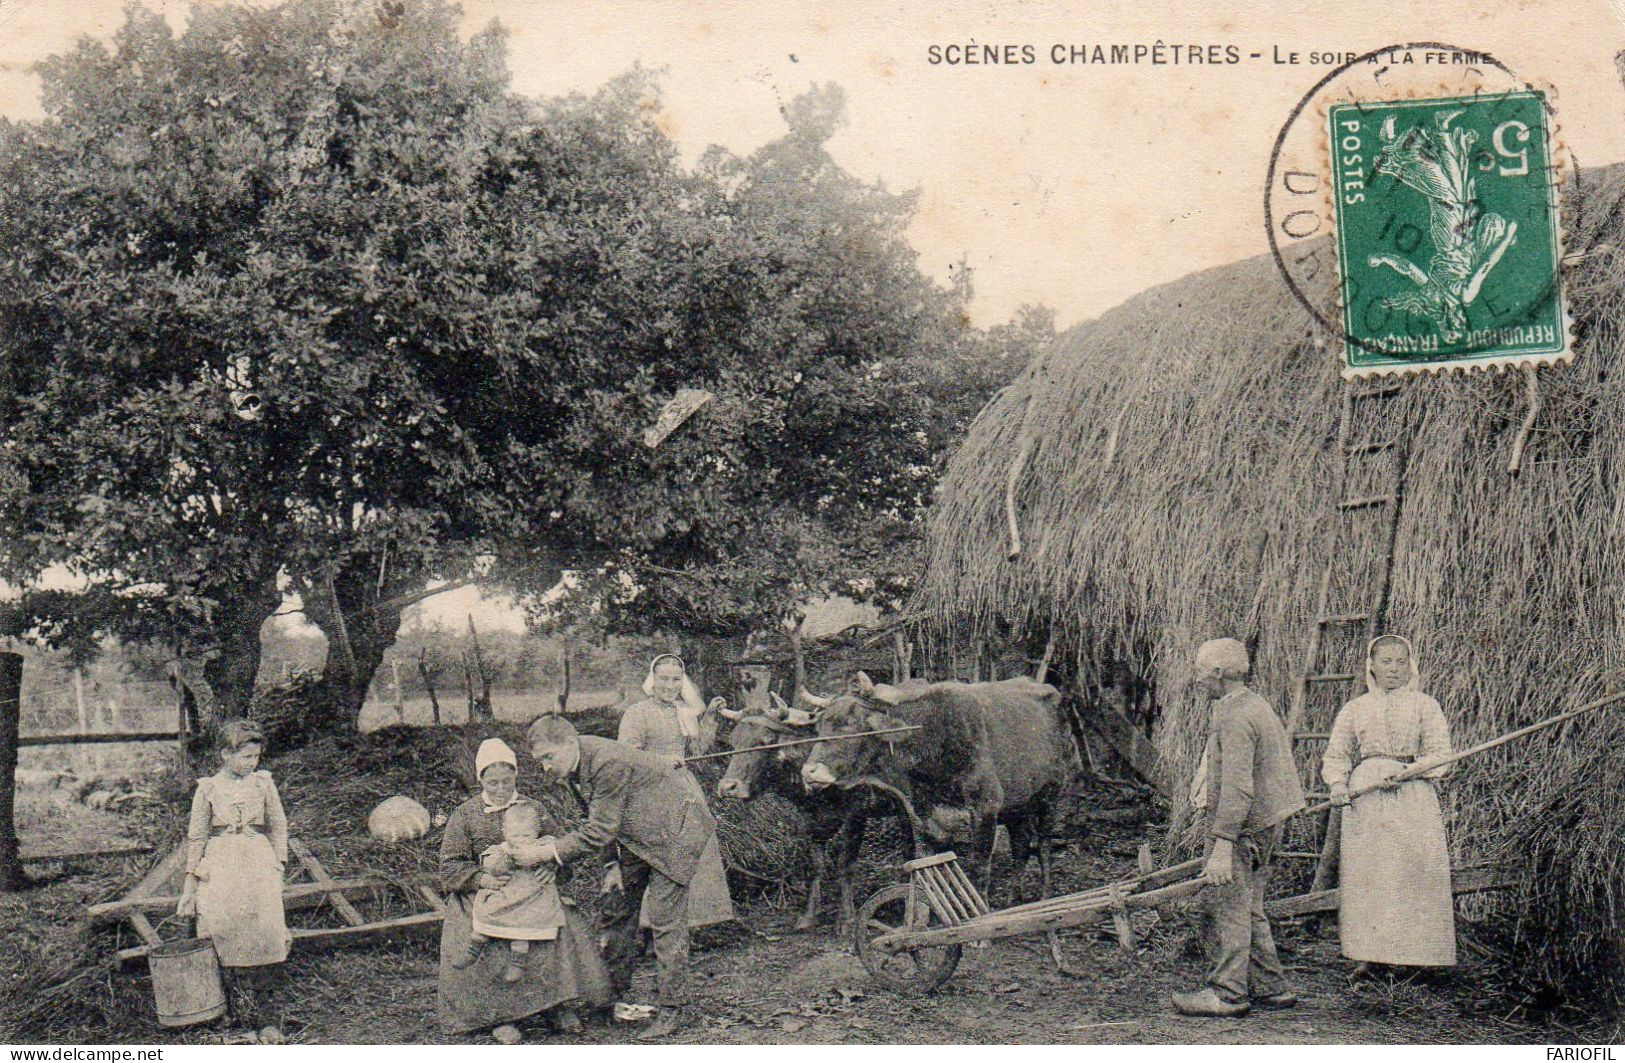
xmin=852 ymin=883 xmax=962 ymax=994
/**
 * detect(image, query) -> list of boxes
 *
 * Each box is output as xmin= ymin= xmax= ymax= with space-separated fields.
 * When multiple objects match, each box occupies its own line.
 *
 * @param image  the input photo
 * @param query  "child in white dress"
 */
xmin=454 ymin=802 xmax=567 ymax=983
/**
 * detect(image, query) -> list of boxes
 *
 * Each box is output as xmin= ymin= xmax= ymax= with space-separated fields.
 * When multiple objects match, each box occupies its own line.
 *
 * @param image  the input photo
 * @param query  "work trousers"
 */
xmin=597 ymin=852 xmax=691 ymax=1006
xmin=1205 ymin=826 xmax=1287 ymax=1005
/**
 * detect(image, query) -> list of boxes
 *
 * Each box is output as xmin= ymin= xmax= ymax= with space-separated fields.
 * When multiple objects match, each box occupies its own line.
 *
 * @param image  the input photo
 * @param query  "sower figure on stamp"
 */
xmin=526 ymin=715 xmax=716 ymax=1041
xmin=1173 ymin=638 xmax=1306 ymax=1018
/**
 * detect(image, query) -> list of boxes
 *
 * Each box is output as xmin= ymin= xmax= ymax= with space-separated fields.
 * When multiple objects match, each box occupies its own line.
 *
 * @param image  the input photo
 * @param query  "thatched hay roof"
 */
xmin=919 ymin=163 xmax=1625 ymax=1000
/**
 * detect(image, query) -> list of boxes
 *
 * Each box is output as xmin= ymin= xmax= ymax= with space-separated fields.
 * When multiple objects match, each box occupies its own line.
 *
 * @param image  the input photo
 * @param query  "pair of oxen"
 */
xmin=713 ymin=673 xmax=1075 ymax=933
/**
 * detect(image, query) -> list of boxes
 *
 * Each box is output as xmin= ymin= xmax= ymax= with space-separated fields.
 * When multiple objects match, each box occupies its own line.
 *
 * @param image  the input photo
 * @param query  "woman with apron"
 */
xmin=1321 ymin=634 xmax=1457 ymax=974
xmin=177 ymin=720 xmax=290 ymax=1043
xmin=615 ymin=654 xmax=735 ymax=928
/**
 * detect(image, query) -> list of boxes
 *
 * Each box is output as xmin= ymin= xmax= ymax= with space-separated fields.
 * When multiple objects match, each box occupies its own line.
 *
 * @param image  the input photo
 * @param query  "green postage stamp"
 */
xmin=1327 ymin=90 xmax=1570 ymax=377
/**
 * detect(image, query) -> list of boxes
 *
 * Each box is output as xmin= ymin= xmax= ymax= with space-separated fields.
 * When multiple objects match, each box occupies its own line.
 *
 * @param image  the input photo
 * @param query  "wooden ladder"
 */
xmin=1281 ymin=379 xmax=1416 ymax=892
xmin=91 ymin=836 xmax=447 ymax=967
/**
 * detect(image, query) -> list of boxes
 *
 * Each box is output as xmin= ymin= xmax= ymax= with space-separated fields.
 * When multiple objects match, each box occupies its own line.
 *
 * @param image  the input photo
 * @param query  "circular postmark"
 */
xmin=1264 ymin=43 xmax=1578 ymax=379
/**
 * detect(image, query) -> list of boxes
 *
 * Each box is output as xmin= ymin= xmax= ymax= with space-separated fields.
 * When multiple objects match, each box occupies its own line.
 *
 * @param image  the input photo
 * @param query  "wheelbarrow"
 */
xmin=853 ymin=851 xmax=1209 ymax=993
xmin=853 ymin=691 xmax=1625 ymax=993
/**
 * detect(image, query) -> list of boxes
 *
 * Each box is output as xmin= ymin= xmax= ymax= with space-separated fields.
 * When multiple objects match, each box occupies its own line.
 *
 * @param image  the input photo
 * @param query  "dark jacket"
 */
xmin=553 ymin=735 xmax=716 ymax=886
xmin=1205 ymin=687 xmax=1306 ymax=842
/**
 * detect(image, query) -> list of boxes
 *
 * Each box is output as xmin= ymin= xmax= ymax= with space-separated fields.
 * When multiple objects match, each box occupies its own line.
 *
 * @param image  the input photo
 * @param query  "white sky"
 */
xmin=2 ymin=0 xmax=1619 ymax=329
xmin=3 ymin=0 xmax=1621 ymax=631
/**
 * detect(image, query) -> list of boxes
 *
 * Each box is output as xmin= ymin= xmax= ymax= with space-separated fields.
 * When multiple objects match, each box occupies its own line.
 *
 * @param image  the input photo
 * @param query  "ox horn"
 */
xmin=772 ymin=690 xmax=818 ymax=727
xmin=870 ymin=682 xmax=905 ymax=706
xmin=717 ymin=705 xmax=743 ymax=721
xmin=795 ymin=684 xmax=834 ymax=709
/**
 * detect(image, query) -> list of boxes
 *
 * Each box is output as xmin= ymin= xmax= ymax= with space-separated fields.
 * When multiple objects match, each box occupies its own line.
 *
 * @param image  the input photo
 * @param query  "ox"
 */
xmin=799 ymin=674 xmax=1074 ymax=904
xmin=715 ymin=691 xmax=878 ymax=933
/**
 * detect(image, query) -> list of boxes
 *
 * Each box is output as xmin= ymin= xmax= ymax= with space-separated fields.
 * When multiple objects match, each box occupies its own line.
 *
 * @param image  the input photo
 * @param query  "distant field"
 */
xmin=358 ymin=688 xmax=625 ymax=731
xmin=15 ymin=680 xmax=626 ymax=774
xmin=17 ymin=676 xmax=184 ymax=778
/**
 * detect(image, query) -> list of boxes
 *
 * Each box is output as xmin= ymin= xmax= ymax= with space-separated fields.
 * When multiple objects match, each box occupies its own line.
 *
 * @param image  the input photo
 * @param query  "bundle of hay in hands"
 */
xmin=917 ymin=164 xmax=1625 ymax=1010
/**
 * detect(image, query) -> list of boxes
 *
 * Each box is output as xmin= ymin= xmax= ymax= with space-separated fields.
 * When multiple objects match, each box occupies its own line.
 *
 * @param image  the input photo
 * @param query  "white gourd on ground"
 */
xmin=367 ymin=796 xmax=431 ymax=843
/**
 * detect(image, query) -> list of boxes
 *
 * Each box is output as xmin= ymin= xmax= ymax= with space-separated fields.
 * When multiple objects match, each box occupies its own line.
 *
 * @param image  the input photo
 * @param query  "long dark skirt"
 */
xmin=437 ymin=892 xmax=613 ymax=1035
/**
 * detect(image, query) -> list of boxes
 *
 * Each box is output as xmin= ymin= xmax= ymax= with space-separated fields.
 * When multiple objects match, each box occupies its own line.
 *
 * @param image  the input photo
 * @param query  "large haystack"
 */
xmin=919 ymin=163 xmax=1625 ymax=1001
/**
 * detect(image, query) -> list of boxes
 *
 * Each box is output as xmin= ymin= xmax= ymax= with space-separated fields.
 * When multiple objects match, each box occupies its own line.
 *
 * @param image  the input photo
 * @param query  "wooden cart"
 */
xmin=852 ymin=692 xmax=1625 ymax=994
xmin=853 ymin=851 xmax=1208 ymax=993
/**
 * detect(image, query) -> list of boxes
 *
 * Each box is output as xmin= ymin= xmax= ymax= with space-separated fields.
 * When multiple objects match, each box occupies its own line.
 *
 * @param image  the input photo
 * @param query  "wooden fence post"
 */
xmin=893 ymin=630 xmax=914 ymax=683
xmin=73 ymin=666 xmax=95 ymax=776
xmin=1034 ymin=636 xmax=1055 ymax=685
xmin=1 ymin=651 xmax=26 ymax=889
xmin=788 ymin=613 xmax=807 ymax=699
xmin=417 ymin=648 xmax=441 ymax=726
xmin=73 ymin=667 xmax=87 ymax=733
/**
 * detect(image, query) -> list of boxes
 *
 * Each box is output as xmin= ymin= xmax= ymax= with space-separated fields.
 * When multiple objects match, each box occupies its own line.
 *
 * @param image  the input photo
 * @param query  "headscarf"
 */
xmin=1364 ymin=634 xmax=1422 ymax=696
xmin=475 ymin=738 xmax=521 ymax=812
xmin=474 ymin=738 xmax=518 ymax=780
xmin=643 ymin=653 xmax=707 ymax=739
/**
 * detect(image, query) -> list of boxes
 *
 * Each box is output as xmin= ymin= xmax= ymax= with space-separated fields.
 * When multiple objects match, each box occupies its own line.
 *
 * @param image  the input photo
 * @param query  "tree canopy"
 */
xmin=523 ymin=83 xmax=953 ymax=642
xmin=0 ymin=0 xmax=536 ymax=714
xmin=0 ymin=0 xmax=1035 ymax=727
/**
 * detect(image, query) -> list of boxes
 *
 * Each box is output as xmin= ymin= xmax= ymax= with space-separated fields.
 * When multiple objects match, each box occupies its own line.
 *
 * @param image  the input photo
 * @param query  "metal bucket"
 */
xmin=147 ymin=936 xmax=226 ymax=1027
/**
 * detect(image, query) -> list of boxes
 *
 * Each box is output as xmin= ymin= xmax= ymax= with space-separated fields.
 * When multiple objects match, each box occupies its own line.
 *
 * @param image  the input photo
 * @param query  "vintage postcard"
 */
xmin=1 ymin=0 xmax=1623 ymax=1051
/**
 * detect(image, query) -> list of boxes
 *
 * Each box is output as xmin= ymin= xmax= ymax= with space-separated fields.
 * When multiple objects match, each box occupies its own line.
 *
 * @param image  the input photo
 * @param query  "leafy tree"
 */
xmin=0 ymin=0 xmax=555 ymax=718
xmin=530 ymin=85 xmax=999 ymax=647
xmin=922 ymin=303 xmax=1055 ymax=463
xmin=0 ymin=0 xmax=1032 ymax=733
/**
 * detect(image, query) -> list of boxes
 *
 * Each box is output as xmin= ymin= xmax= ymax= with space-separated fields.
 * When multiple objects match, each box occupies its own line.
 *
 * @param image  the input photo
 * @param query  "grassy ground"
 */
xmin=0 ymin=726 xmax=1603 ymax=1045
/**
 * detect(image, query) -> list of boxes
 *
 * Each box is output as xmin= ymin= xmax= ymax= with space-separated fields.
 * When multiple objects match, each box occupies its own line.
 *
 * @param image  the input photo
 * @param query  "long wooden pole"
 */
xmin=1020 ymin=691 xmax=1625 ymax=909
xmin=18 ymin=731 xmax=186 ymax=748
xmin=682 ymin=725 xmax=921 ymax=765
xmin=73 ymin=667 xmax=88 ymax=734
xmin=1297 ymin=690 xmax=1625 ymax=818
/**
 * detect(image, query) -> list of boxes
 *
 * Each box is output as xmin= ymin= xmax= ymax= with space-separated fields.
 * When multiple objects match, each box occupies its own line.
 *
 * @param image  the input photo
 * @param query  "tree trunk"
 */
xmin=0 ymin=651 xmax=26 ymax=890
xmin=417 ymin=647 xmax=442 ymax=726
xmin=202 ymin=579 xmax=282 ymax=720
xmin=466 ymin=616 xmax=493 ymax=721
xmin=302 ymin=560 xmax=408 ymax=729
xmin=170 ymin=663 xmax=207 ymax=763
